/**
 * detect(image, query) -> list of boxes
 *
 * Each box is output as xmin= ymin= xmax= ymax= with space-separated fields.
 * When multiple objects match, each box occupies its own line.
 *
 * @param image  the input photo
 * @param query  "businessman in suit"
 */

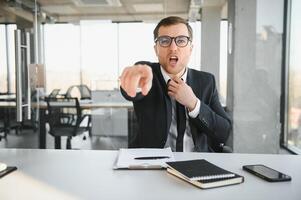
xmin=120 ymin=16 xmax=232 ymax=152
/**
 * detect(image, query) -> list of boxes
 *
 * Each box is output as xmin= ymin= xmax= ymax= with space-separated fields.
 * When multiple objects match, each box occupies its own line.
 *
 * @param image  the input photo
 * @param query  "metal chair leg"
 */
xmin=55 ymin=136 xmax=61 ymax=149
xmin=66 ymin=137 xmax=72 ymax=149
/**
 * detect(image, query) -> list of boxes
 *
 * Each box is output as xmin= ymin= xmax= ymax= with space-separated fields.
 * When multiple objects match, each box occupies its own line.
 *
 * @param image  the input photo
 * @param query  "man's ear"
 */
xmin=154 ymin=44 xmax=159 ymax=57
xmin=190 ymin=43 xmax=193 ymax=53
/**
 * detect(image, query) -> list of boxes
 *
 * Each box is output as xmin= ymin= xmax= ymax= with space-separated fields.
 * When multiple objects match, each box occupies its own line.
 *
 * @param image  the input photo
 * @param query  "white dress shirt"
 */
xmin=161 ymin=66 xmax=201 ymax=152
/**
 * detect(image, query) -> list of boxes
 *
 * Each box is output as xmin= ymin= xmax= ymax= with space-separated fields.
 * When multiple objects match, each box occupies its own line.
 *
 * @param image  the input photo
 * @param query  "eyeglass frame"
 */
xmin=154 ymin=35 xmax=192 ymax=47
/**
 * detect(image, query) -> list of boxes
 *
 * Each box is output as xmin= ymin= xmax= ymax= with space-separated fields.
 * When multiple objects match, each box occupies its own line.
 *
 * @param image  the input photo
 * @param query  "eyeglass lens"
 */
xmin=157 ymin=36 xmax=189 ymax=47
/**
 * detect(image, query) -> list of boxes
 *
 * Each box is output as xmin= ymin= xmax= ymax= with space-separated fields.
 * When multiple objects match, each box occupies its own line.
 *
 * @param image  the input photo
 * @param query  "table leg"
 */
xmin=39 ymin=109 xmax=46 ymax=149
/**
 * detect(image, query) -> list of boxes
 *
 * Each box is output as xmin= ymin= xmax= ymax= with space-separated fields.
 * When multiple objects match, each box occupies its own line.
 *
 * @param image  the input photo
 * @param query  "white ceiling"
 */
xmin=0 ymin=0 xmax=227 ymax=25
xmin=38 ymin=0 xmax=191 ymax=22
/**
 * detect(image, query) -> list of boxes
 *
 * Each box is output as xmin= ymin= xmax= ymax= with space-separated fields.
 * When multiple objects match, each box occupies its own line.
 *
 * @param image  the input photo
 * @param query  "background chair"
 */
xmin=0 ymin=109 xmax=7 ymax=141
xmin=77 ymin=85 xmax=91 ymax=100
xmin=128 ymin=111 xmax=233 ymax=153
xmin=64 ymin=86 xmax=76 ymax=98
xmin=77 ymin=85 xmax=92 ymax=137
xmin=65 ymin=85 xmax=91 ymax=100
xmin=0 ymin=92 xmax=23 ymax=137
xmin=64 ymin=85 xmax=92 ymax=138
xmin=210 ymin=141 xmax=233 ymax=153
xmin=48 ymin=89 xmax=61 ymax=98
xmin=46 ymin=97 xmax=87 ymax=149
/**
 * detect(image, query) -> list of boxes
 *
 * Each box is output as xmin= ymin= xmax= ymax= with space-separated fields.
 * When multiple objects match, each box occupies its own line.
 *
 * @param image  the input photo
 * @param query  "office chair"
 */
xmin=65 ymin=85 xmax=91 ymax=100
xmin=77 ymin=85 xmax=92 ymax=100
xmin=128 ymin=110 xmax=233 ymax=153
xmin=64 ymin=86 xmax=76 ymax=98
xmin=77 ymin=85 xmax=92 ymax=137
xmin=48 ymin=89 xmax=61 ymax=98
xmin=210 ymin=141 xmax=233 ymax=153
xmin=0 ymin=92 xmax=23 ymax=136
xmin=45 ymin=97 xmax=87 ymax=149
xmin=65 ymin=85 xmax=92 ymax=138
xmin=0 ymin=109 xmax=6 ymax=141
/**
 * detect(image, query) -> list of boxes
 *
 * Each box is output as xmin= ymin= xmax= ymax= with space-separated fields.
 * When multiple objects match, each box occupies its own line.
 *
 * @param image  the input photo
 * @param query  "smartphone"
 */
xmin=243 ymin=164 xmax=291 ymax=182
xmin=0 ymin=166 xmax=17 ymax=178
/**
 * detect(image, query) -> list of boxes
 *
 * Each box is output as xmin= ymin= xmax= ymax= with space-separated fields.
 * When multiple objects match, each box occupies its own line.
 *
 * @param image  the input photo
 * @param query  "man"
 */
xmin=120 ymin=16 xmax=231 ymax=152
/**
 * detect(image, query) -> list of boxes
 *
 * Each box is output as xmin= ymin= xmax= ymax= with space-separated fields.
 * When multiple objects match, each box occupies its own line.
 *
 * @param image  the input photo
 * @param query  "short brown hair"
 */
xmin=153 ymin=16 xmax=193 ymax=41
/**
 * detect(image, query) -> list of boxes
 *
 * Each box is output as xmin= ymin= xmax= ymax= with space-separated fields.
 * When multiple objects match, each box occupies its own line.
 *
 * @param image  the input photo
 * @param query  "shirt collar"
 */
xmin=160 ymin=66 xmax=188 ymax=84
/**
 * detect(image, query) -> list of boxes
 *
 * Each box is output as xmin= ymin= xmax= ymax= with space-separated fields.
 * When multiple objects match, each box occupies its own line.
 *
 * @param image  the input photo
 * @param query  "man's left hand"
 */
xmin=167 ymin=76 xmax=197 ymax=111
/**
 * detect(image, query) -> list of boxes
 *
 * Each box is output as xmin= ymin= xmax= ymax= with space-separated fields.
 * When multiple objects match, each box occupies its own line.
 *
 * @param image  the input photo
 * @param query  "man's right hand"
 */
xmin=120 ymin=64 xmax=153 ymax=97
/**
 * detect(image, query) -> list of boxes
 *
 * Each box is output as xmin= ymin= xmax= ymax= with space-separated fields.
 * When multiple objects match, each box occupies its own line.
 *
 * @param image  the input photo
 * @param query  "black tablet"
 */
xmin=243 ymin=164 xmax=291 ymax=182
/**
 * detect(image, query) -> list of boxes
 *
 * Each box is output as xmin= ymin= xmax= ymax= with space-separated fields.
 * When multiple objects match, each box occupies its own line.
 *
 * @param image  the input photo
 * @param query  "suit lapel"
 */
xmin=186 ymin=68 xmax=193 ymax=89
xmin=153 ymin=64 xmax=172 ymax=135
xmin=153 ymin=64 xmax=168 ymax=93
xmin=186 ymin=68 xmax=198 ymax=145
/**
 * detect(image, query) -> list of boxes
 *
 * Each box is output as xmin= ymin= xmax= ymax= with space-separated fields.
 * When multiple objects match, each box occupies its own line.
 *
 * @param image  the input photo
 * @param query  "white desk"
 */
xmin=0 ymin=94 xmax=15 ymax=101
xmin=0 ymin=149 xmax=300 ymax=200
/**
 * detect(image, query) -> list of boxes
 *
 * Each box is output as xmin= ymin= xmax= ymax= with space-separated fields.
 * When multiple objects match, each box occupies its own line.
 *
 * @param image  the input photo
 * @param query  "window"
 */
xmin=44 ymin=24 xmax=81 ymax=93
xmin=43 ymin=21 xmax=202 ymax=93
xmin=219 ymin=20 xmax=228 ymax=105
xmin=189 ymin=21 xmax=201 ymax=70
xmin=118 ymin=22 xmax=156 ymax=73
xmin=0 ymin=24 xmax=17 ymax=93
xmin=80 ymin=21 xmax=118 ymax=90
xmin=0 ymin=25 xmax=7 ymax=93
xmin=285 ymin=0 xmax=301 ymax=153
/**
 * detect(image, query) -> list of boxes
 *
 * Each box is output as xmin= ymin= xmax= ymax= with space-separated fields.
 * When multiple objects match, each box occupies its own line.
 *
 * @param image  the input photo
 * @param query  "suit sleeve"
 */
xmin=120 ymin=87 xmax=145 ymax=102
xmin=189 ymin=75 xmax=232 ymax=144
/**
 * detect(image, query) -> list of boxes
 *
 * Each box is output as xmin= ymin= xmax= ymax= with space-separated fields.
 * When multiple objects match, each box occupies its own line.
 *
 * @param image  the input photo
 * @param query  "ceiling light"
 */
xmin=133 ymin=4 xmax=163 ymax=12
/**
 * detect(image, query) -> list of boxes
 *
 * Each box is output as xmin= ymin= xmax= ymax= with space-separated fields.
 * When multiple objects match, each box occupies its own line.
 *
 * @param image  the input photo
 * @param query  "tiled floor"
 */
xmin=0 ymin=128 xmax=128 ymax=150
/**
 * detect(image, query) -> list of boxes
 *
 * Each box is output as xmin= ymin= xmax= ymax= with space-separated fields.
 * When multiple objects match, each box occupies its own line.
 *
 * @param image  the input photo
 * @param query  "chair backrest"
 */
xmin=77 ymin=85 xmax=91 ymax=100
xmin=65 ymin=86 xmax=76 ymax=98
xmin=48 ymin=89 xmax=61 ymax=98
xmin=128 ymin=110 xmax=232 ymax=153
xmin=65 ymin=85 xmax=91 ymax=100
xmin=45 ymin=97 xmax=83 ymax=134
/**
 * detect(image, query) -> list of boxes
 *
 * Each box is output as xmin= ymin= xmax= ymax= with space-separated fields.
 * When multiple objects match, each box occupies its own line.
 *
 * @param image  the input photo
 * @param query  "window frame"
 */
xmin=281 ymin=0 xmax=300 ymax=154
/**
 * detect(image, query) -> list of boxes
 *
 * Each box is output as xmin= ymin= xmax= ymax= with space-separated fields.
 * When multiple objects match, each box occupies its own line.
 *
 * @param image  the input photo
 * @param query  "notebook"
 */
xmin=113 ymin=148 xmax=175 ymax=169
xmin=166 ymin=159 xmax=244 ymax=189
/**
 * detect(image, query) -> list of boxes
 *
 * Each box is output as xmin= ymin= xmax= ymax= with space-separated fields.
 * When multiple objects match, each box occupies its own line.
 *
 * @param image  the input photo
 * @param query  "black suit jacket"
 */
xmin=121 ymin=62 xmax=232 ymax=152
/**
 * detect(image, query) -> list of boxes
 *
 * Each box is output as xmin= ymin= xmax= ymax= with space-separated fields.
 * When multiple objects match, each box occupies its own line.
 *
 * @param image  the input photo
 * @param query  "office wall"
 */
xmin=227 ymin=0 xmax=284 ymax=153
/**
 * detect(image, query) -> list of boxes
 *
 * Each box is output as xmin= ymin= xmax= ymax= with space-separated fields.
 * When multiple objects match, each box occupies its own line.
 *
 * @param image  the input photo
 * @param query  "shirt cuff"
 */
xmin=188 ymin=98 xmax=201 ymax=118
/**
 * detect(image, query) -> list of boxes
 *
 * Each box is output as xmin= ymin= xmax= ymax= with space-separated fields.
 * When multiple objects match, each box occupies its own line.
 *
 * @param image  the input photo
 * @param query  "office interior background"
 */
xmin=0 ymin=0 xmax=300 ymax=154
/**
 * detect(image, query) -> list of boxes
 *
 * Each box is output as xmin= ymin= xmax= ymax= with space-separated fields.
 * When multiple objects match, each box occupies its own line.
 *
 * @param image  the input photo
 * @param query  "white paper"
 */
xmin=114 ymin=148 xmax=174 ymax=169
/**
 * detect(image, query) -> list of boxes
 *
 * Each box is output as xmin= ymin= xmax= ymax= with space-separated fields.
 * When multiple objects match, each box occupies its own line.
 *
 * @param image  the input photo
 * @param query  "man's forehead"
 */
xmin=157 ymin=24 xmax=189 ymax=35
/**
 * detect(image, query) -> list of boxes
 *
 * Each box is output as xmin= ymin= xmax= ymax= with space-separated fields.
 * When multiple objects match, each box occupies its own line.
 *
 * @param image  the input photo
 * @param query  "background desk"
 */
xmin=37 ymin=101 xmax=133 ymax=148
xmin=0 ymin=149 xmax=300 ymax=200
xmin=0 ymin=94 xmax=15 ymax=102
xmin=0 ymin=101 xmax=133 ymax=148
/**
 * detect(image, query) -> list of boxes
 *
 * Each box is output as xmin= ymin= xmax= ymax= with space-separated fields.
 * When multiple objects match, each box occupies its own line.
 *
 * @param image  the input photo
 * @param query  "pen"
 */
xmin=134 ymin=156 xmax=170 ymax=160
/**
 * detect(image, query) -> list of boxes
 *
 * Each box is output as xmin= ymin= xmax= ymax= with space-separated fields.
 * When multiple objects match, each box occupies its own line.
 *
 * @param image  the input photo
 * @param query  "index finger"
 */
xmin=120 ymin=67 xmax=131 ymax=90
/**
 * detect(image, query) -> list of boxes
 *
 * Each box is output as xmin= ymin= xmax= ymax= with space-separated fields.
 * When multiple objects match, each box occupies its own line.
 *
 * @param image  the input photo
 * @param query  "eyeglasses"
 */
xmin=155 ymin=35 xmax=191 ymax=47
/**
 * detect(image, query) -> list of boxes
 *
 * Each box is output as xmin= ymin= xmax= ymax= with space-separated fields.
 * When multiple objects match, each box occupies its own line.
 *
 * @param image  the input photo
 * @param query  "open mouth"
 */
xmin=169 ymin=56 xmax=178 ymax=66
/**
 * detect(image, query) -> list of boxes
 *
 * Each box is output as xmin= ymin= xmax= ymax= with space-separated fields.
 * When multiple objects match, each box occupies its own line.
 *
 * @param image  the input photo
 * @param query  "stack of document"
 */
xmin=113 ymin=147 xmax=174 ymax=169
